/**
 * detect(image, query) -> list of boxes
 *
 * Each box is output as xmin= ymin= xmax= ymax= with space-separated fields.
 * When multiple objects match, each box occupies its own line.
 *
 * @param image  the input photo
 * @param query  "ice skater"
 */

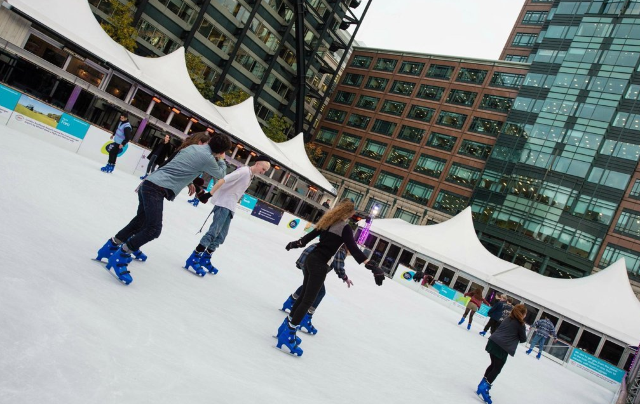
xmin=95 ymin=131 xmax=231 ymax=284
xmin=140 ymin=133 xmax=173 ymax=180
xmin=479 ymin=294 xmax=507 ymax=337
xmin=280 ymin=244 xmax=353 ymax=334
xmin=458 ymin=288 xmax=490 ymax=330
xmin=525 ymin=315 xmax=557 ymax=359
xmin=275 ymin=199 xmax=385 ymax=356
xmin=183 ymin=156 xmax=271 ymax=276
xmin=101 ymin=112 xmax=132 ymax=173
xmin=476 ymin=304 xmax=527 ymax=404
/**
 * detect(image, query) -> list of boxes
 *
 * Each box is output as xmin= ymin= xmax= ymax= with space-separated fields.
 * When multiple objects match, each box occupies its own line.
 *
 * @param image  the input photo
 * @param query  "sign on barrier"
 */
xmin=567 ymin=348 xmax=624 ymax=392
xmin=251 ymin=200 xmax=284 ymax=225
xmin=237 ymin=194 xmax=258 ymax=213
xmin=0 ymin=83 xmax=21 ymax=125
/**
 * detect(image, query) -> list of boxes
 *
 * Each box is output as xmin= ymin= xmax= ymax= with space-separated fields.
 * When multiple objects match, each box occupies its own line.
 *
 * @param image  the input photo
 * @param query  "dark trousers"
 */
xmin=483 ymin=318 xmax=501 ymax=333
xmin=115 ymin=181 xmax=167 ymax=251
xmin=108 ymin=142 xmax=121 ymax=164
xmin=293 ymin=283 xmax=326 ymax=311
xmin=146 ymin=155 xmax=159 ymax=174
xmin=463 ymin=307 xmax=477 ymax=324
xmin=289 ymin=252 xmax=328 ymax=325
xmin=484 ymin=353 xmax=506 ymax=384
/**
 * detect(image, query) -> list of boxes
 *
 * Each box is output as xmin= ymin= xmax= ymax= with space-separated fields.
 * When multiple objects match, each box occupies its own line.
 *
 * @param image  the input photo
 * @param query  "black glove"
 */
xmin=192 ymin=178 xmax=205 ymax=194
xmin=365 ymin=261 xmax=385 ymax=286
xmin=285 ymin=240 xmax=303 ymax=251
xmin=197 ymin=191 xmax=212 ymax=204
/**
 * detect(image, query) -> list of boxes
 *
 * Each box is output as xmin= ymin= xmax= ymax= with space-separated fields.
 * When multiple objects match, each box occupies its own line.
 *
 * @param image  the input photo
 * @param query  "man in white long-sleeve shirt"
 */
xmin=184 ymin=155 xmax=271 ymax=276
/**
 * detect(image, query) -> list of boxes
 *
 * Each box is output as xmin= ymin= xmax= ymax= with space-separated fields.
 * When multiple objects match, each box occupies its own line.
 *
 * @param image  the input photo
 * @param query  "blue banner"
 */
xmin=251 ymin=200 xmax=284 ymax=225
xmin=240 ymin=194 xmax=258 ymax=210
xmin=570 ymin=349 xmax=625 ymax=383
xmin=438 ymin=284 xmax=457 ymax=300
xmin=56 ymin=113 xmax=90 ymax=139
xmin=0 ymin=83 xmax=21 ymax=110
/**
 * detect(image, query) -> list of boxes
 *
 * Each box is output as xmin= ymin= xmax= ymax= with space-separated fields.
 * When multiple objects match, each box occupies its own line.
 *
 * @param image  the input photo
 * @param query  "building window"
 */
xmin=490 ymin=72 xmax=525 ymax=88
xmin=336 ymin=133 xmax=361 ymax=152
xmin=599 ymin=244 xmax=640 ymax=278
xmin=504 ymin=54 xmax=528 ymax=62
xmin=390 ymin=80 xmax=416 ymax=96
xmin=446 ymin=89 xmax=478 ymax=107
xmin=355 ymin=95 xmax=380 ymax=111
xmin=334 ymin=91 xmax=355 ymax=105
xmin=434 ymin=191 xmax=469 ymax=215
xmin=235 ymin=48 xmax=267 ymax=79
xmin=326 ymin=109 xmax=346 ymax=123
xmin=406 ymin=105 xmax=435 ymax=122
xmin=380 ymin=100 xmax=406 ymax=116
xmin=341 ymin=188 xmax=364 ymax=207
xmin=317 ymin=150 xmax=328 ymax=167
xmin=426 ymin=64 xmax=454 ymax=80
xmin=350 ymin=163 xmax=377 ymax=185
xmin=158 ymin=0 xmax=198 ymax=24
xmin=343 ymin=73 xmax=364 ymax=87
xmin=374 ymin=171 xmax=404 ymax=194
xmin=436 ymin=111 xmax=467 ymax=129
xmin=426 ymin=132 xmax=457 ymax=151
xmin=371 ymin=119 xmax=397 ymax=136
xmin=197 ymin=18 xmax=233 ymax=52
xmin=138 ymin=18 xmax=180 ymax=53
xmin=397 ymin=125 xmax=425 ymax=144
xmin=326 ymin=155 xmax=351 ymax=175
xmin=614 ymin=210 xmax=640 ymax=240
xmin=480 ymin=95 xmax=513 ymax=113
xmin=458 ymin=140 xmax=492 ymax=161
xmin=386 ymin=146 xmax=415 ymax=169
xmin=416 ymin=84 xmax=445 ymax=101
xmin=364 ymin=76 xmax=388 ymax=91
xmin=373 ymin=58 xmax=398 ymax=72
xmin=571 ymin=195 xmax=617 ymax=225
xmin=346 ymin=113 xmax=371 ymax=129
xmin=522 ymin=11 xmax=548 ymax=25
xmin=600 ymin=140 xmax=640 ymax=161
xmin=360 ymin=139 xmax=388 ymax=160
xmin=587 ymin=167 xmax=631 ymax=190
xmin=415 ymin=154 xmax=446 ymax=178
xmin=351 ymin=55 xmax=372 ymax=69
xmin=456 ymin=68 xmax=488 ymax=84
xmin=365 ymin=198 xmax=390 ymax=217
xmin=511 ymin=33 xmax=538 ymax=47
xmin=630 ymin=179 xmax=640 ymax=199
xmin=398 ymin=61 xmax=425 ymax=76
xmin=613 ymin=112 xmax=640 ymax=131
xmin=315 ymin=127 xmax=338 ymax=145
xmin=394 ymin=208 xmax=421 ymax=224
xmin=468 ymin=117 xmax=503 ymax=136
xmin=446 ymin=163 xmax=481 ymax=188
xmin=403 ymin=180 xmax=433 ymax=205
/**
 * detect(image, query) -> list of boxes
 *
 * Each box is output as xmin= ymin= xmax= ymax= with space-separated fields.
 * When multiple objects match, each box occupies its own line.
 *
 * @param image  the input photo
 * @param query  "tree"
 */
xmin=214 ymin=89 xmax=250 ymax=107
xmin=100 ymin=0 xmax=137 ymax=52
xmin=185 ymin=52 xmax=215 ymax=100
xmin=305 ymin=142 xmax=324 ymax=167
xmin=263 ymin=115 xmax=289 ymax=143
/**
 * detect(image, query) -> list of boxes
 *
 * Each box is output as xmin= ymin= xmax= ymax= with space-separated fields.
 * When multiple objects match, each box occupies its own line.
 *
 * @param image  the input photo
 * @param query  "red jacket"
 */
xmin=464 ymin=292 xmax=489 ymax=308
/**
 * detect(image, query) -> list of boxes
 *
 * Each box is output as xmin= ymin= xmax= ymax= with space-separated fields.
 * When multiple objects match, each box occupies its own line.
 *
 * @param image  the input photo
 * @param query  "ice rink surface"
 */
xmin=0 ymin=127 xmax=614 ymax=404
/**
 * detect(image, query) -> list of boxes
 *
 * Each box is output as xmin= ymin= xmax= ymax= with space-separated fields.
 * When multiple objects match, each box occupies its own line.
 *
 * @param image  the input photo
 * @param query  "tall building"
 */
xmin=470 ymin=0 xmax=640 ymax=293
xmin=314 ymin=47 xmax=528 ymax=224
xmin=88 ymin=0 xmax=370 ymax=135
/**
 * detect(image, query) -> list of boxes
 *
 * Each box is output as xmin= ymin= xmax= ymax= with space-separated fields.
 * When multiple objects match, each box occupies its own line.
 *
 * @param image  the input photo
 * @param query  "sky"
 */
xmin=352 ymin=0 xmax=527 ymax=60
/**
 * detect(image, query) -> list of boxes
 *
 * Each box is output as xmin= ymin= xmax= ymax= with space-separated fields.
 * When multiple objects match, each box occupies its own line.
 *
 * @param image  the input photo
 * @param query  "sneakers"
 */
xmin=299 ymin=313 xmax=318 ymax=335
xmin=476 ymin=378 xmax=492 ymax=404
xmin=458 ymin=317 xmax=465 ymax=325
xmin=184 ymin=251 xmax=206 ymax=277
xmin=199 ymin=251 xmax=218 ymax=274
xmin=106 ymin=246 xmax=133 ymax=284
xmin=479 ymin=331 xmax=487 ymax=337
xmin=96 ymin=238 xmax=120 ymax=261
xmin=276 ymin=318 xmax=303 ymax=356
xmin=281 ymin=295 xmax=296 ymax=313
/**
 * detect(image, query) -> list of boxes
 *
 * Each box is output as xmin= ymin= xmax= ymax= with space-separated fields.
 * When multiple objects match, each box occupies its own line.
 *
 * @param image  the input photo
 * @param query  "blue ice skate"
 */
xmin=187 ymin=197 xmax=199 ymax=207
xmin=479 ymin=331 xmax=487 ymax=337
xmin=140 ymin=174 xmax=148 ymax=180
xmin=100 ymin=163 xmax=114 ymax=173
xmin=299 ymin=313 xmax=318 ymax=335
xmin=276 ymin=318 xmax=303 ymax=356
xmin=184 ymin=251 xmax=206 ymax=277
xmin=458 ymin=317 xmax=465 ymax=325
xmin=106 ymin=246 xmax=133 ymax=285
xmin=476 ymin=378 xmax=492 ymax=404
xmin=467 ymin=323 xmax=471 ymax=331
xmin=96 ymin=238 xmax=120 ymax=261
xmin=276 ymin=317 xmax=301 ymax=345
xmin=200 ymin=251 xmax=218 ymax=274
xmin=132 ymin=249 xmax=147 ymax=262
xmin=281 ymin=295 xmax=295 ymax=312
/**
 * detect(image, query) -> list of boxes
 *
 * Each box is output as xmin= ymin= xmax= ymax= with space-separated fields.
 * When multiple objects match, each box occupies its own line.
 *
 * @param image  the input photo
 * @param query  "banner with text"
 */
xmin=251 ymin=200 xmax=284 ymax=225
xmin=567 ymin=348 xmax=624 ymax=392
xmin=237 ymin=194 xmax=258 ymax=214
xmin=0 ymin=83 xmax=21 ymax=125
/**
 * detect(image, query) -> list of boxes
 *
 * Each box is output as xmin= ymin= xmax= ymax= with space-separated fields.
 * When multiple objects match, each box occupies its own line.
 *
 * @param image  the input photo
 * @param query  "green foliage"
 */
xmin=305 ymin=142 xmax=324 ymax=167
xmin=214 ymin=89 xmax=250 ymax=107
xmin=263 ymin=115 xmax=289 ymax=143
xmin=185 ymin=52 xmax=215 ymax=100
xmin=100 ymin=0 xmax=137 ymax=52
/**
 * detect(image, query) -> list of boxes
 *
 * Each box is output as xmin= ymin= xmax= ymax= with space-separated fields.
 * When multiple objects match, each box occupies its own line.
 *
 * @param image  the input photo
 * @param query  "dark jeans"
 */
xmin=293 ymin=283 xmax=326 ymax=311
xmin=484 ymin=353 xmax=506 ymax=384
xmin=108 ymin=142 xmax=121 ymax=164
xmin=115 ymin=181 xmax=169 ymax=251
xmin=483 ymin=318 xmax=501 ymax=333
xmin=145 ymin=154 xmax=159 ymax=174
xmin=289 ymin=251 xmax=328 ymax=325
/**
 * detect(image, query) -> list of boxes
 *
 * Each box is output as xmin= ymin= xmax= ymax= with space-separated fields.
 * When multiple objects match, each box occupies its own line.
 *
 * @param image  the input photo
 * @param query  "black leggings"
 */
xmin=483 ymin=318 xmax=501 ymax=333
xmin=484 ymin=353 xmax=506 ymax=384
xmin=108 ymin=142 xmax=121 ymax=164
xmin=463 ymin=307 xmax=477 ymax=324
xmin=146 ymin=155 xmax=159 ymax=174
xmin=289 ymin=252 xmax=327 ymax=325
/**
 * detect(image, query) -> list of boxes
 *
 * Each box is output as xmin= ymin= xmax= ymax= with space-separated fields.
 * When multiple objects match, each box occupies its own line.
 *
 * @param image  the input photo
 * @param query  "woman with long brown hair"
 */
xmin=458 ymin=288 xmax=490 ymax=330
xmin=275 ymin=198 xmax=385 ymax=356
xmin=476 ymin=303 xmax=527 ymax=404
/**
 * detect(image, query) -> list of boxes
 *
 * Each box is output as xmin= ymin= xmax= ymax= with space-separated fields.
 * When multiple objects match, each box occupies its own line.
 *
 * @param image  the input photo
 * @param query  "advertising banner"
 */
xmin=76 ymin=126 xmax=145 ymax=174
xmin=567 ymin=348 xmax=624 ymax=392
xmin=237 ymin=194 xmax=258 ymax=214
xmin=251 ymin=200 xmax=284 ymax=225
xmin=0 ymin=83 xmax=21 ymax=125
xmin=277 ymin=211 xmax=310 ymax=238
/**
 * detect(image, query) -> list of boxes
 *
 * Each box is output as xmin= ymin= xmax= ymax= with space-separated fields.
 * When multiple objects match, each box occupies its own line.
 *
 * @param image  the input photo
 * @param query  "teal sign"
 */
xmin=438 ymin=284 xmax=457 ymax=300
xmin=56 ymin=113 xmax=90 ymax=139
xmin=570 ymin=348 xmax=625 ymax=383
xmin=240 ymin=194 xmax=258 ymax=210
xmin=0 ymin=83 xmax=21 ymax=110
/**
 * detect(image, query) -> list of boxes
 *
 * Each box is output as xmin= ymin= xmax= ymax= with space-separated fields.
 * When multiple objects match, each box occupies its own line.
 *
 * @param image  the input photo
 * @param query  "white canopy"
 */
xmin=364 ymin=207 xmax=640 ymax=345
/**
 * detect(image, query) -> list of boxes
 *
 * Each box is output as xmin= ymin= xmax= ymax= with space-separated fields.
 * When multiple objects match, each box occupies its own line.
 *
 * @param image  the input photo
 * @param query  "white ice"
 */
xmin=0 ymin=126 xmax=614 ymax=404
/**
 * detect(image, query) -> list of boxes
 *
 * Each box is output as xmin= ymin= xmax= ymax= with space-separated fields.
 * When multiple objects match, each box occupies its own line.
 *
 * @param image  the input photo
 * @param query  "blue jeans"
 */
xmin=530 ymin=333 xmax=547 ymax=353
xmin=199 ymin=206 xmax=233 ymax=252
xmin=294 ymin=283 xmax=326 ymax=311
xmin=115 ymin=181 xmax=169 ymax=251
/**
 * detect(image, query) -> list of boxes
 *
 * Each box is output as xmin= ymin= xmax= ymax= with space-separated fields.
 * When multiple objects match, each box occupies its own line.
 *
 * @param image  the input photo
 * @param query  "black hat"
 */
xmin=253 ymin=155 xmax=270 ymax=163
xmin=120 ymin=111 xmax=129 ymax=119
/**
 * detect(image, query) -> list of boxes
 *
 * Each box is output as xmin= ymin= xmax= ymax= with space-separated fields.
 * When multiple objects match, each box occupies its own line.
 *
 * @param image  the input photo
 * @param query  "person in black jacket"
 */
xmin=476 ymin=304 xmax=527 ymax=404
xmin=141 ymin=133 xmax=173 ymax=179
xmin=479 ymin=294 xmax=506 ymax=337
xmin=276 ymin=199 xmax=385 ymax=356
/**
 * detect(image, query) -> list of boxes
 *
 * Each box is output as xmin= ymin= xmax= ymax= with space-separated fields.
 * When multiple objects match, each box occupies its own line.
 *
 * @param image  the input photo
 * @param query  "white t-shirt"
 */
xmin=210 ymin=166 xmax=252 ymax=213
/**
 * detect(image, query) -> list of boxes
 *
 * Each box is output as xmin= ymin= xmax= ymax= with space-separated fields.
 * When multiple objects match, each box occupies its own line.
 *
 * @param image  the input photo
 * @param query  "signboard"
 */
xmin=251 ymin=200 xmax=284 ymax=225
xmin=0 ymin=84 xmax=21 ymax=125
xmin=237 ymin=194 xmax=258 ymax=214
xmin=567 ymin=348 xmax=624 ymax=392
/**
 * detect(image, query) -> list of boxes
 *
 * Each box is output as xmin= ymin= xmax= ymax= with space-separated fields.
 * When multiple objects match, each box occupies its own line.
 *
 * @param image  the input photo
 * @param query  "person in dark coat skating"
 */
xmin=141 ymin=133 xmax=173 ymax=179
xmin=479 ymin=294 xmax=506 ymax=337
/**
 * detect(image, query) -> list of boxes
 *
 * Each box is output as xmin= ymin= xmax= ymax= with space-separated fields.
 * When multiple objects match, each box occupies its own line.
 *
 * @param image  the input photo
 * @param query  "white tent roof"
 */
xmin=364 ymin=208 xmax=640 ymax=345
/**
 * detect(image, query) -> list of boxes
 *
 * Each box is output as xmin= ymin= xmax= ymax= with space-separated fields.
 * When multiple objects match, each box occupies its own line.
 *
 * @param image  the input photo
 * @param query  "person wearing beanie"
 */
xmin=183 ymin=155 xmax=271 ymax=276
xmin=95 ymin=131 xmax=231 ymax=285
xmin=101 ymin=112 xmax=132 ymax=173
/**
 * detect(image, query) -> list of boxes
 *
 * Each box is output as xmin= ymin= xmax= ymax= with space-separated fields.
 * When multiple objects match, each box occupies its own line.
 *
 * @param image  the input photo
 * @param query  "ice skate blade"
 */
xmin=183 ymin=266 xmax=207 ymax=277
xmin=92 ymin=258 xmax=131 ymax=285
xmin=274 ymin=344 xmax=303 ymax=357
